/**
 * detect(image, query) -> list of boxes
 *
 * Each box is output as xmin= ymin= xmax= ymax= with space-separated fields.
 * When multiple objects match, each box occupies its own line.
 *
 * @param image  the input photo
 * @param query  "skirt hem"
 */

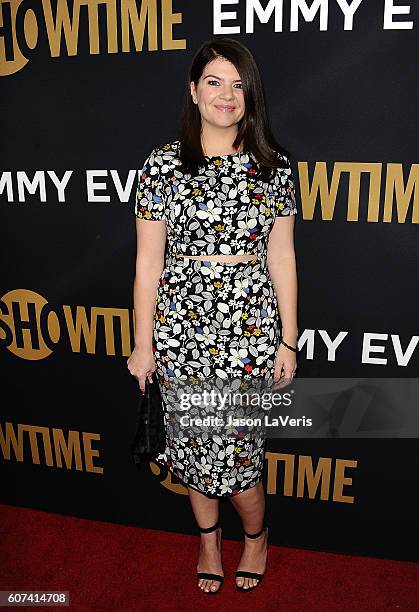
xmin=152 ymin=455 xmax=264 ymax=499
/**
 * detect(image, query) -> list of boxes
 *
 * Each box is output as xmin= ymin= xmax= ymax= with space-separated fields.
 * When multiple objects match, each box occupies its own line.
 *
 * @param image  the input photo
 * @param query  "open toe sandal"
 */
xmin=235 ymin=525 xmax=268 ymax=592
xmin=196 ymin=520 xmax=224 ymax=595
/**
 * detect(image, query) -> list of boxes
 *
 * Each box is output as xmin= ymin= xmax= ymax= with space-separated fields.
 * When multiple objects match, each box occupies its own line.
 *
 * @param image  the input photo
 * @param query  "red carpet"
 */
xmin=1 ymin=504 xmax=418 ymax=611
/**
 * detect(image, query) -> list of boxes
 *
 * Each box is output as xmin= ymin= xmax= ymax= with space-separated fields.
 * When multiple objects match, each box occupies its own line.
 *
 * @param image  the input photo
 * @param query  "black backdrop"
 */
xmin=1 ymin=1 xmax=418 ymax=561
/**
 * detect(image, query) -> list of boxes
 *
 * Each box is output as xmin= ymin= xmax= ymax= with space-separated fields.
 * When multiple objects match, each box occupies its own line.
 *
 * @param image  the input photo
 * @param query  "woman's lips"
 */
xmin=215 ymin=105 xmax=235 ymax=112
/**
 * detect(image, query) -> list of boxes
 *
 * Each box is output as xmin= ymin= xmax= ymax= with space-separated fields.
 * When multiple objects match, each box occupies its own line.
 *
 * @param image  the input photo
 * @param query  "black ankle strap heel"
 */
xmin=196 ymin=520 xmax=224 ymax=594
xmin=243 ymin=524 xmax=267 ymax=539
xmin=198 ymin=520 xmax=220 ymax=534
xmin=236 ymin=525 xmax=268 ymax=592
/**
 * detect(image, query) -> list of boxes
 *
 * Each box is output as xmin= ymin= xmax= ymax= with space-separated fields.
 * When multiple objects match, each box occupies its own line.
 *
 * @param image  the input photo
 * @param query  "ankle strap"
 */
xmin=244 ymin=524 xmax=266 ymax=539
xmin=198 ymin=519 xmax=219 ymax=533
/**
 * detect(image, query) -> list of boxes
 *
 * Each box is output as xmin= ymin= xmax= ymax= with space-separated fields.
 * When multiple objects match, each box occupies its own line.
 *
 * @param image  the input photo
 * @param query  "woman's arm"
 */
xmin=128 ymin=145 xmax=169 ymax=391
xmin=133 ymin=218 xmax=166 ymax=351
xmin=267 ymin=215 xmax=298 ymax=380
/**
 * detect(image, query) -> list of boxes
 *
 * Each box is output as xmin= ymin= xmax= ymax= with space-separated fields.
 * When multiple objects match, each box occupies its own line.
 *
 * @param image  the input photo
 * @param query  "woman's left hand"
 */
xmin=273 ymin=343 xmax=297 ymax=389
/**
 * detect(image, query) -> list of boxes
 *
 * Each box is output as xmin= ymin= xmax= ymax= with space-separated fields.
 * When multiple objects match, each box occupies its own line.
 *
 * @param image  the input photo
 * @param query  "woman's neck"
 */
xmin=200 ymin=125 xmax=243 ymax=156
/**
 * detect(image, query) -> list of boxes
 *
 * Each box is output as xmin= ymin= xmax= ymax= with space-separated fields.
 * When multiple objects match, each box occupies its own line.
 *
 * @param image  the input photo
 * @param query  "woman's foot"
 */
xmin=236 ymin=527 xmax=268 ymax=590
xmin=196 ymin=527 xmax=224 ymax=593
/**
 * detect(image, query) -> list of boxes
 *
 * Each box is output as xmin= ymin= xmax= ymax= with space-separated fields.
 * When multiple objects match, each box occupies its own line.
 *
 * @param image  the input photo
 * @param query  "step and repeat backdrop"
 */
xmin=1 ymin=1 xmax=418 ymax=561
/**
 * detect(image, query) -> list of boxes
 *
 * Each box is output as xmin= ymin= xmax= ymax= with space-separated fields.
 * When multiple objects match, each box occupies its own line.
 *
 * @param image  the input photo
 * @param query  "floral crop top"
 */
xmin=134 ymin=139 xmax=297 ymax=258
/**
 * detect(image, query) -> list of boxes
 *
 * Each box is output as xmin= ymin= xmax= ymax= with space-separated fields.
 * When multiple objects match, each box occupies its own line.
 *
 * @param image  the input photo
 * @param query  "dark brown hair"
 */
xmin=178 ymin=37 xmax=290 ymax=180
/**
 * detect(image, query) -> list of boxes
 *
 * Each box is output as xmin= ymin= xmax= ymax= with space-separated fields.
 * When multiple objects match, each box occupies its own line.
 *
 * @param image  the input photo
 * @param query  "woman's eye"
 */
xmin=207 ymin=80 xmax=242 ymax=88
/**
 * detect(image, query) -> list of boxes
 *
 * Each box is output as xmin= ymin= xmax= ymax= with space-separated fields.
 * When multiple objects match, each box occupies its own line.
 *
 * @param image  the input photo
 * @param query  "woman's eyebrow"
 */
xmin=202 ymin=74 xmax=242 ymax=82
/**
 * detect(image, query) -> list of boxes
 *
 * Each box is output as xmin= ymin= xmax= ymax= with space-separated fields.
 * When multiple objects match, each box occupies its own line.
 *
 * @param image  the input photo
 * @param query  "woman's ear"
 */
xmin=190 ymin=81 xmax=197 ymax=104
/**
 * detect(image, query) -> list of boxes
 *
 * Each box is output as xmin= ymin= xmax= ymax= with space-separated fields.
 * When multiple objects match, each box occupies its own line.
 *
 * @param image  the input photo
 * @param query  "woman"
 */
xmin=127 ymin=37 xmax=298 ymax=594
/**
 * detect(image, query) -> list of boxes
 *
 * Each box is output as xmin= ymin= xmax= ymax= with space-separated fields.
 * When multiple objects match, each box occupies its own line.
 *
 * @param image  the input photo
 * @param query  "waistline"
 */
xmin=166 ymin=251 xmax=267 ymax=270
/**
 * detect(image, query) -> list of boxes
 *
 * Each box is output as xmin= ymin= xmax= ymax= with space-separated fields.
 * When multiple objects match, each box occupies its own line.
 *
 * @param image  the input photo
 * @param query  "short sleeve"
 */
xmin=134 ymin=147 xmax=167 ymax=221
xmin=268 ymin=153 xmax=298 ymax=217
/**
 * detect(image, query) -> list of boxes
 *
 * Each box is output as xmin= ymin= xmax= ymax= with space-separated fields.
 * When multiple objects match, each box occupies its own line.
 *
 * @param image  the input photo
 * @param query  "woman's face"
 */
xmin=191 ymin=56 xmax=245 ymax=130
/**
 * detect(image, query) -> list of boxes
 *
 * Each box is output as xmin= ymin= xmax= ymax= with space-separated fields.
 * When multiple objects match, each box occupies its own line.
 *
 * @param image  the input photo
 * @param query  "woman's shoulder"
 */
xmin=248 ymin=147 xmax=290 ymax=170
xmin=150 ymin=139 xmax=180 ymax=160
xmin=142 ymin=139 xmax=180 ymax=178
xmin=270 ymin=147 xmax=291 ymax=165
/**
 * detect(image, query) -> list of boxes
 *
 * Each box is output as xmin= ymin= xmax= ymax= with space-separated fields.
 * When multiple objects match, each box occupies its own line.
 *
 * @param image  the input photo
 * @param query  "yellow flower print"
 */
xmin=213 ymin=281 xmax=223 ymax=289
xmin=253 ymin=328 xmax=261 ymax=336
xmin=276 ymin=201 xmax=285 ymax=210
xmin=192 ymin=188 xmax=202 ymax=196
xmin=209 ymin=347 xmax=219 ymax=356
xmin=266 ymin=207 xmax=272 ymax=216
xmin=188 ymin=310 xmax=197 ymax=319
xmin=214 ymin=225 xmax=225 ymax=232
xmin=248 ymin=183 xmax=255 ymax=190
xmin=214 ymin=159 xmax=223 ymax=167
xmin=241 ymin=312 xmax=248 ymax=320
xmin=244 ymin=331 xmax=251 ymax=337
xmin=235 ymin=447 xmax=242 ymax=453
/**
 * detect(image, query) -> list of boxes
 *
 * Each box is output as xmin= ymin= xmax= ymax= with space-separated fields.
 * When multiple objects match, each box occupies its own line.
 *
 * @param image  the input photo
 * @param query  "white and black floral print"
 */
xmin=135 ymin=139 xmax=297 ymax=258
xmin=134 ymin=140 xmax=298 ymax=498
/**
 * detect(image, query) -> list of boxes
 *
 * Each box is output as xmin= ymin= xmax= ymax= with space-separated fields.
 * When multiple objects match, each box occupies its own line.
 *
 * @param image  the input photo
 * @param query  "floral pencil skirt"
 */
xmin=152 ymin=252 xmax=280 ymax=498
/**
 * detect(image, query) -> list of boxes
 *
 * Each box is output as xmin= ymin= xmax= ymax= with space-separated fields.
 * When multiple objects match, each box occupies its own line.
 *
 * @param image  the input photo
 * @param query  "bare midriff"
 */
xmin=177 ymin=254 xmax=257 ymax=262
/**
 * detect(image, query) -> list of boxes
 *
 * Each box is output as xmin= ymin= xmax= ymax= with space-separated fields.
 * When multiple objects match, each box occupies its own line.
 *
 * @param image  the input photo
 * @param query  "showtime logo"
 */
xmin=0 ymin=289 xmax=133 ymax=359
xmin=0 ymin=0 xmax=186 ymax=77
xmin=151 ymin=451 xmax=358 ymax=502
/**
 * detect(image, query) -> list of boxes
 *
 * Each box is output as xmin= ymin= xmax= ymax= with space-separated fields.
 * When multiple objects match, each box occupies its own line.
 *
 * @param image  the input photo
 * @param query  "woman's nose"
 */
xmin=219 ymin=88 xmax=234 ymax=100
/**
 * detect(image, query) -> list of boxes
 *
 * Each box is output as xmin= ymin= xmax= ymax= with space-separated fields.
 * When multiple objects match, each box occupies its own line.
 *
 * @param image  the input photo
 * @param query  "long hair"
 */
xmin=178 ymin=37 xmax=290 ymax=180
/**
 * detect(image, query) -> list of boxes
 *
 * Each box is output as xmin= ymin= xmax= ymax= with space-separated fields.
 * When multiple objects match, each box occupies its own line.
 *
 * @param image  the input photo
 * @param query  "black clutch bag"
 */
xmin=131 ymin=377 xmax=166 ymax=468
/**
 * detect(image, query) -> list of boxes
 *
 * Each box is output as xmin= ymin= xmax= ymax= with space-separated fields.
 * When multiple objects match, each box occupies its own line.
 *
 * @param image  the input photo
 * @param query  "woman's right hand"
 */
xmin=126 ymin=345 xmax=156 ymax=394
